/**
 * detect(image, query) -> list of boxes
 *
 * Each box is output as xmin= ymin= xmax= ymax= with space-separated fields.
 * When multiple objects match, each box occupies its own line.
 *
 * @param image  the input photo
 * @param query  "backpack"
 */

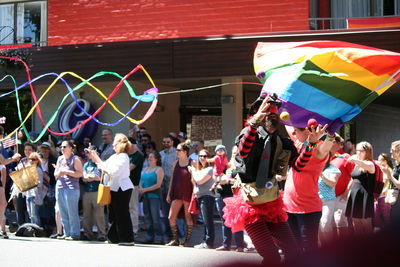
xmin=15 ymin=223 xmax=46 ymax=237
xmin=373 ymin=161 xmax=384 ymax=199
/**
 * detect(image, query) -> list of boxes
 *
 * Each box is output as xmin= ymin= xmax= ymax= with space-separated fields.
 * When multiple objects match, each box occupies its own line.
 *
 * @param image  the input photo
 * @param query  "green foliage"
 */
xmin=0 ymin=49 xmax=32 ymax=71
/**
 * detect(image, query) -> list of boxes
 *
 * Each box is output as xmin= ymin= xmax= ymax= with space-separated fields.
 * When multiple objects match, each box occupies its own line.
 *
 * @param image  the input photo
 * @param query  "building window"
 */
xmin=0 ymin=1 xmax=47 ymax=46
xmin=310 ymin=0 xmax=400 ymax=30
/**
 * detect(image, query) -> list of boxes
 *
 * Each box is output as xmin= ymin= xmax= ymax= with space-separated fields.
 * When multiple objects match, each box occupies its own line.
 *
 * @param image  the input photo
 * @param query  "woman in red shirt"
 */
xmin=283 ymin=126 xmax=334 ymax=252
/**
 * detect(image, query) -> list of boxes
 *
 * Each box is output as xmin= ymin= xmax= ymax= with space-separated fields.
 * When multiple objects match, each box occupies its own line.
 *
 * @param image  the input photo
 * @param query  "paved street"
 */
xmin=0 ymin=235 xmax=261 ymax=267
xmin=0 ymin=219 xmax=261 ymax=267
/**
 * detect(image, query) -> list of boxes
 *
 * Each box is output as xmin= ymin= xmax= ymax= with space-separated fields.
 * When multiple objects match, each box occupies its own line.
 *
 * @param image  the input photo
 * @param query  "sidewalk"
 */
xmin=5 ymin=209 xmax=249 ymax=250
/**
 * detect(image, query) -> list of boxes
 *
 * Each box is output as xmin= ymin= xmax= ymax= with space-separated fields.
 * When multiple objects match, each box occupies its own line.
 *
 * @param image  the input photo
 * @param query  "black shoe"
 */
xmin=0 ymin=231 xmax=9 ymax=239
xmin=50 ymin=233 xmax=62 ymax=239
xmin=97 ymin=236 xmax=107 ymax=242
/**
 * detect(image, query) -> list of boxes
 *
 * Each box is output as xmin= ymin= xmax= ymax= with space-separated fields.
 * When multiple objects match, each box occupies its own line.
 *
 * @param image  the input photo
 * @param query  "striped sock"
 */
xmin=267 ymin=221 xmax=301 ymax=259
xmin=245 ymin=220 xmax=281 ymax=264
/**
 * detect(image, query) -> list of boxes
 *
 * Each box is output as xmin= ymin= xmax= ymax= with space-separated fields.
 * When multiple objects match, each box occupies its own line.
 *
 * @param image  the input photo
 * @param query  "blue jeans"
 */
xmin=215 ymin=196 xmax=244 ymax=249
xmin=26 ymin=197 xmax=41 ymax=226
xmin=143 ymin=195 xmax=164 ymax=242
xmin=56 ymin=187 xmax=80 ymax=238
xmin=198 ymin=195 xmax=215 ymax=247
xmin=287 ymin=211 xmax=322 ymax=252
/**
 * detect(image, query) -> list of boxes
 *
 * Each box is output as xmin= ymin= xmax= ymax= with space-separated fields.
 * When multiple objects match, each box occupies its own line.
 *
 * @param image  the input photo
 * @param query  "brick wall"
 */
xmin=190 ymin=115 xmax=222 ymax=152
xmin=48 ymin=0 xmax=309 ymax=46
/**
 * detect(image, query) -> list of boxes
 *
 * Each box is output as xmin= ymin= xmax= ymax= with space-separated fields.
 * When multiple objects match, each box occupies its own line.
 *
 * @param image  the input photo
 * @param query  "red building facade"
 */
xmin=1 ymin=0 xmax=399 ymax=154
xmin=47 ymin=0 xmax=309 ymax=45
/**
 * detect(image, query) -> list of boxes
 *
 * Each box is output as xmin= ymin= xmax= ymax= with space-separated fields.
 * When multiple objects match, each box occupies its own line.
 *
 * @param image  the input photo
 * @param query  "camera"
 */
xmin=266 ymin=93 xmax=282 ymax=108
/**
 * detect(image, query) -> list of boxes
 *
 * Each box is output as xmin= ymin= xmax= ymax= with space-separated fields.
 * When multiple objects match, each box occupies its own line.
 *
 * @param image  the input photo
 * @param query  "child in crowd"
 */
xmin=208 ymin=145 xmax=229 ymax=192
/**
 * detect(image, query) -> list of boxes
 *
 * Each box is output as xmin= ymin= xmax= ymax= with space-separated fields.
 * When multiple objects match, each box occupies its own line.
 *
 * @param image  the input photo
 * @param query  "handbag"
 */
xmin=385 ymin=188 xmax=399 ymax=205
xmin=188 ymin=193 xmax=199 ymax=215
xmin=97 ymin=170 xmax=111 ymax=205
xmin=233 ymin=175 xmax=279 ymax=205
xmin=9 ymin=162 xmax=39 ymax=192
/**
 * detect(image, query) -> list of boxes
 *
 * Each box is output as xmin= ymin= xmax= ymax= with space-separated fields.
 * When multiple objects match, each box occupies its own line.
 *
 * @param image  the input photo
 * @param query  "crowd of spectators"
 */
xmin=0 ymin=124 xmax=399 ymax=265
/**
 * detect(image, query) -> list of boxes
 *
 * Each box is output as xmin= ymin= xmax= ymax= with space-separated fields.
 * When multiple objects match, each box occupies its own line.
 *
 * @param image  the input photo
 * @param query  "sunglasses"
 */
xmin=29 ymin=158 xmax=38 ymax=161
xmin=199 ymin=155 xmax=207 ymax=158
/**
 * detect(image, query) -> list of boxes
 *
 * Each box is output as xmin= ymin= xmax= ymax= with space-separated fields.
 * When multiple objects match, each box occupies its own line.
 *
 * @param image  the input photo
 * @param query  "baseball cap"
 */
xmin=29 ymin=131 xmax=38 ymax=138
xmin=215 ymin=145 xmax=227 ymax=153
xmin=41 ymin=142 xmax=51 ymax=149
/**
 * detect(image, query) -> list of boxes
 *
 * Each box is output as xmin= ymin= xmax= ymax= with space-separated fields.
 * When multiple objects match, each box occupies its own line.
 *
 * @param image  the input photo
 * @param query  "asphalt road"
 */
xmin=0 ymin=235 xmax=261 ymax=267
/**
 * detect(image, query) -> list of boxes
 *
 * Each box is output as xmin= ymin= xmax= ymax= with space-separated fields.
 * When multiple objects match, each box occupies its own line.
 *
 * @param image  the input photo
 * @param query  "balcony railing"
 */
xmin=309 ymin=15 xmax=400 ymax=30
xmin=0 ymin=26 xmax=47 ymax=47
xmin=0 ymin=26 xmax=15 ymax=44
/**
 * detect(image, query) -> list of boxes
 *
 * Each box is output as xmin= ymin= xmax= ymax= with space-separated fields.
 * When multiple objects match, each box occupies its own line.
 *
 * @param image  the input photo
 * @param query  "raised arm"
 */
xmin=348 ymin=155 xmax=375 ymax=174
xmin=237 ymin=126 xmax=257 ymax=158
xmin=0 ymin=153 xmax=20 ymax=166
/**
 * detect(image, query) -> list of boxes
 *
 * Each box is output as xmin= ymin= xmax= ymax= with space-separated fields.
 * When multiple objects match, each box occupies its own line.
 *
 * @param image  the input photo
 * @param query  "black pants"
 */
xmin=287 ymin=211 xmax=322 ymax=252
xmin=108 ymin=188 xmax=133 ymax=243
xmin=16 ymin=194 xmax=29 ymax=226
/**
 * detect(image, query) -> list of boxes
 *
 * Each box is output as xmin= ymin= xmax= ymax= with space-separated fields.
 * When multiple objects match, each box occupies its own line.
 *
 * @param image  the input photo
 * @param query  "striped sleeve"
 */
xmin=292 ymin=146 xmax=313 ymax=172
xmin=238 ymin=126 xmax=257 ymax=158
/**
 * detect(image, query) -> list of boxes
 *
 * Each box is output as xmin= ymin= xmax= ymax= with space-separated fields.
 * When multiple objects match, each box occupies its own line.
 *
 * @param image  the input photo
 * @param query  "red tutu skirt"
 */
xmin=222 ymin=190 xmax=288 ymax=233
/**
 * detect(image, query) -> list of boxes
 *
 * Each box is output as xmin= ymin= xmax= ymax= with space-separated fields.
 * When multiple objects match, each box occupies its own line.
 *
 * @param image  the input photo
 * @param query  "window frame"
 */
xmin=0 ymin=0 xmax=47 ymax=46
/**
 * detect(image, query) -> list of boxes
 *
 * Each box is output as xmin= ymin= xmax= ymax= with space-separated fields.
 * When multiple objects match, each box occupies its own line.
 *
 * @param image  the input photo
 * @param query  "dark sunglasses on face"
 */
xmin=199 ymin=155 xmax=207 ymax=158
xmin=29 ymin=158 xmax=38 ymax=161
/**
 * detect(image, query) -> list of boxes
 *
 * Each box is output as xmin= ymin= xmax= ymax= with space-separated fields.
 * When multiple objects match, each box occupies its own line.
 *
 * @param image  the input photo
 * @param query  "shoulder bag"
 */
xmin=9 ymin=161 xmax=39 ymax=192
xmin=97 ymin=170 xmax=112 ymax=205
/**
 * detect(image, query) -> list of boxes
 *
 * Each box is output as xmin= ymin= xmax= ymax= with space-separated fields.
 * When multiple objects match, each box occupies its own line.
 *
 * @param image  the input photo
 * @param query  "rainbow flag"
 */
xmin=254 ymin=40 xmax=400 ymax=133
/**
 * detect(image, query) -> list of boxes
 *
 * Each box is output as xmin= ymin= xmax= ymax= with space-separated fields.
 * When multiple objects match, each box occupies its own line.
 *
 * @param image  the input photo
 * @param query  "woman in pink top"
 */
xmin=283 ymin=125 xmax=334 ymax=252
